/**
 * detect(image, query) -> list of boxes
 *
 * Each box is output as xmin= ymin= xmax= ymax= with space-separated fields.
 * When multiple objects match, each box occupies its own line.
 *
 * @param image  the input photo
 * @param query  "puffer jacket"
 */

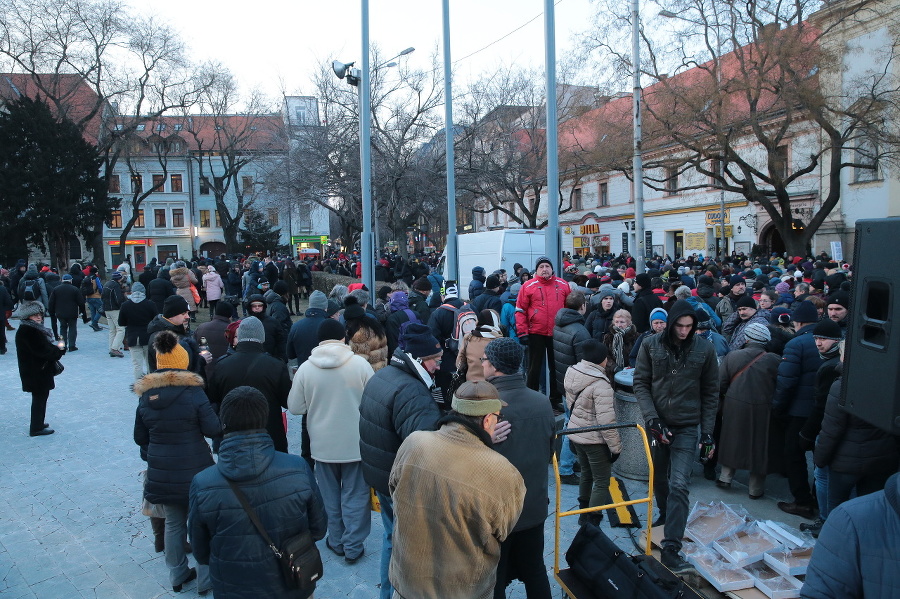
xmin=633 ymin=300 xmax=720 ymax=434
xmin=564 ymin=360 xmax=622 ymax=451
xmin=772 ymin=323 xmax=819 ymax=418
xmin=813 ymin=377 xmax=899 ymax=474
xmin=133 ymin=369 xmax=220 ymax=506
xmin=514 ymin=275 xmax=571 ymax=337
xmin=202 ymin=269 xmax=225 ymax=301
xmin=189 ymin=432 xmax=326 ymax=599
xmin=801 ymin=473 xmax=900 ymax=599
xmin=168 ymin=267 xmax=198 ymax=311
xmin=359 ymin=348 xmax=441 ymax=496
xmin=552 ymin=308 xmax=590 ymax=394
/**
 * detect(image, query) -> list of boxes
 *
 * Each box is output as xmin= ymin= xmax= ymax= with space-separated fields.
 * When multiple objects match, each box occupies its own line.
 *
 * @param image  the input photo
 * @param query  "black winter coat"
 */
xmin=359 ymin=349 xmax=441 ymax=495
xmin=427 ymin=299 xmax=464 ymax=377
xmin=264 ymin=291 xmax=292 ymax=344
xmin=48 ymin=283 xmax=85 ymax=320
xmin=471 ymin=289 xmax=503 ymax=316
xmin=490 ymin=373 xmax=556 ymax=532
xmin=631 ymin=288 xmax=664 ymax=334
xmin=147 ymin=277 xmax=176 ymax=314
xmin=118 ymin=298 xmax=159 ymax=346
xmin=552 ymin=308 xmax=590 ymax=394
xmin=189 ymin=432 xmax=326 ymax=599
xmin=585 ymin=304 xmax=619 ymax=342
xmin=15 ymin=321 xmax=64 ymax=393
xmin=206 ymin=342 xmax=291 ymax=453
xmin=101 ymin=280 xmax=126 ymax=312
xmin=814 ymin=377 xmax=899 ymax=474
xmin=286 ymin=309 xmax=326 ymax=364
xmin=133 ymin=369 xmax=220 ymax=506
xmin=772 ymin=324 xmax=819 ymax=418
xmin=407 ymin=290 xmax=432 ymax=324
xmin=799 ymin=356 xmax=842 ymax=449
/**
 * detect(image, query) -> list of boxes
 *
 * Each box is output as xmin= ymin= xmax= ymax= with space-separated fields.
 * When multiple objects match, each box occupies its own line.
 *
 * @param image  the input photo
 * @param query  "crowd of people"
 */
xmin=3 ymin=246 xmax=898 ymax=598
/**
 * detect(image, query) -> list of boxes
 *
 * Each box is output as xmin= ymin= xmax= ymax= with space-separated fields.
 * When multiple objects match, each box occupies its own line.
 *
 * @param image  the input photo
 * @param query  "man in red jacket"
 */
xmin=515 ymin=256 xmax=571 ymax=410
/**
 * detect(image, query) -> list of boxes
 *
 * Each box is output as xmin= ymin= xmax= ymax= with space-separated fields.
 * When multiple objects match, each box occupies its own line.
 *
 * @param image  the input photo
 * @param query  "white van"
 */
xmin=439 ymin=229 xmax=546 ymax=299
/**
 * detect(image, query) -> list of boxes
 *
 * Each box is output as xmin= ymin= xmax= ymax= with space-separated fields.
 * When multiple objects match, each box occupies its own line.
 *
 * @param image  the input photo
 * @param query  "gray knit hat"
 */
xmin=237 ymin=316 xmax=266 ymax=343
xmin=484 ymin=337 xmax=524 ymax=375
xmin=308 ymin=290 xmax=328 ymax=311
xmin=220 ymin=386 xmax=268 ymax=432
xmin=12 ymin=300 xmax=45 ymax=319
xmin=744 ymin=322 xmax=771 ymax=343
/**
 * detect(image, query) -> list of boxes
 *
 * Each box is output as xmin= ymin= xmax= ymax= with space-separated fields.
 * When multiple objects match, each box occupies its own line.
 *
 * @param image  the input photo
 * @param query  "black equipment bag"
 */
xmin=565 ymin=524 xmax=703 ymax=599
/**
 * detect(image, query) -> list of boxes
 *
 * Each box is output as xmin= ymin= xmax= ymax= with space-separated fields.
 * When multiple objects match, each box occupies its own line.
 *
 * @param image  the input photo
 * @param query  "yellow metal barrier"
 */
xmin=552 ymin=422 xmax=656 ymax=584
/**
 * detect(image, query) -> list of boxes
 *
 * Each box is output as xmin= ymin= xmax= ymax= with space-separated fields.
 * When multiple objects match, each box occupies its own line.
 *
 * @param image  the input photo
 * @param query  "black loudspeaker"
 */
xmin=841 ymin=217 xmax=900 ymax=435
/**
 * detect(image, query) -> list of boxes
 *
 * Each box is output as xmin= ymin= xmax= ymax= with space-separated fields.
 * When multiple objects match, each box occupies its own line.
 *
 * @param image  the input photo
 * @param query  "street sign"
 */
xmin=714 ymin=225 xmax=734 ymax=238
xmin=291 ymin=235 xmax=328 ymax=244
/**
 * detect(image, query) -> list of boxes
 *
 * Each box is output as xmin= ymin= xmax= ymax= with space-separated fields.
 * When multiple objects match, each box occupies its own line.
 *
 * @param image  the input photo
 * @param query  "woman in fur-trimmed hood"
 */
xmin=134 ymin=331 xmax=220 ymax=592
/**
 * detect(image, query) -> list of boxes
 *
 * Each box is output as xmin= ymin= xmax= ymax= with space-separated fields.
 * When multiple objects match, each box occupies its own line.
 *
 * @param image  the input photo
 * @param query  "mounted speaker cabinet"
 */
xmin=841 ymin=218 xmax=900 ymax=436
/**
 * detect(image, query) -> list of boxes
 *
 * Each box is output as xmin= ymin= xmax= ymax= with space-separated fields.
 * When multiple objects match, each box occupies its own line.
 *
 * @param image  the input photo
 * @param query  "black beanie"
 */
xmin=736 ymin=296 xmax=757 ymax=309
xmin=634 ymin=273 xmax=652 ymax=289
xmin=581 ymin=339 xmax=608 ymax=365
xmin=163 ymin=295 xmax=189 ymax=318
xmin=273 ymin=280 xmax=289 ymax=295
xmin=812 ymin=319 xmax=843 ymax=340
xmin=215 ymin=301 xmax=234 ymax=317
xmin=317 ymin=318 xmax=346 ymax=342
xmin=220 ymin=386 xmax=268 ymax=432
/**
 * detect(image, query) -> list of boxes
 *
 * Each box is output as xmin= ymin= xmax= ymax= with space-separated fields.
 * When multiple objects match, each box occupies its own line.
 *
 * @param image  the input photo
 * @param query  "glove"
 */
xmin=797 ymin=434 xmax=814 ymax=452
xmin=699 ymin=433 xmax=716 ymax=463
xmin=518 ymin=334 xmax=529 ymax=346
xmin=609 ymin=452 xmax=621 ymax=464
xmin=647 ymin=418 xmax=672 ymax=445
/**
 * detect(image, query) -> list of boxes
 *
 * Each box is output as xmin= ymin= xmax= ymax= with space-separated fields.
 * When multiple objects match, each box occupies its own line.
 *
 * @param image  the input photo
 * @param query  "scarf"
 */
xmin=611 ymin=324 xmax=635 ymax=371
xmin=20 ymin=318 xmax=55 ymax=343
xmin=473 ymin=325 xmax=502 ymax=339
xmin=818 ymin=342 xmax=841 ymax=361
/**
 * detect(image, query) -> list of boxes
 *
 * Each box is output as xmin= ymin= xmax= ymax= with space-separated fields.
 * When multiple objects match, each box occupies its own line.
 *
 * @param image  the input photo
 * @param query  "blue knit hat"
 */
xmin=649 ymin=307 xmax=667 ymax=325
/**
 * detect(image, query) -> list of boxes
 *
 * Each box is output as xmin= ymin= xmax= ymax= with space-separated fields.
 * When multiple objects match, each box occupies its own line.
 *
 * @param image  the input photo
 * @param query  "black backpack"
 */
xmin=80 ymin=277 xmax=94 ymax=296
xmin=22 ymin=279 xmax=39 ymax=301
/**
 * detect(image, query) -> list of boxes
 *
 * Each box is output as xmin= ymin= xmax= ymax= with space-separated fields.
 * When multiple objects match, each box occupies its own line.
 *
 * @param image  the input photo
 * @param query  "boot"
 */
xmin=577 ymin=499 xmax=590 ymax=526
xmin=151 ymin=517 xmax=165 ymax=553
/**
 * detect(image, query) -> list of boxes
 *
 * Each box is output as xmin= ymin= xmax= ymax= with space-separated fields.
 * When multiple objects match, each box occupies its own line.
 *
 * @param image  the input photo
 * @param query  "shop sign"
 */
xmin=713 ymin=225 xmax=734 ymax=238
xmin=685 ymin=232 xmax=706 ymax=251
xmin=107 ymin=239 xmax=149 ymax=246
xmin=705 ymin=209 xmax=731 ymax=225
xmin=580 ymin=223 xmax=600 ymax=235
xmin=622 ymin=232 xmax=629 ymax=253
xmin=291 ymin=235 xmax=328 ymax=244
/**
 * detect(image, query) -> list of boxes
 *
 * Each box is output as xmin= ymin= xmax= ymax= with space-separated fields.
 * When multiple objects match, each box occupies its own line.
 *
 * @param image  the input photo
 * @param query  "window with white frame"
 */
xmin=854 ymin=137 xmax=879 ymax=182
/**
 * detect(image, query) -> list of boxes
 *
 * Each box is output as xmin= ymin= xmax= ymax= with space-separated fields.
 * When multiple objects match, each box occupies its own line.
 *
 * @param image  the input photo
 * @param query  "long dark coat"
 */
xmin=717 ymin=345 xmax=781 ymax=473
xmin=16 ymin=322 xmax=64 ymax=393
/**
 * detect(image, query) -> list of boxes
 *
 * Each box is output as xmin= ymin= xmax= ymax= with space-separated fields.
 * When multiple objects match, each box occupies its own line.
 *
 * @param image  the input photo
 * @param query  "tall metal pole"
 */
xmin=631 ymin=0 xmax=646 ymax=273
xmin=359 ymin=0 xmax=374 ymax=291
xmin=442 ymin=0 xmax=458 ymax=285
xmin=544 ymin=0 xmax=560 ymax=268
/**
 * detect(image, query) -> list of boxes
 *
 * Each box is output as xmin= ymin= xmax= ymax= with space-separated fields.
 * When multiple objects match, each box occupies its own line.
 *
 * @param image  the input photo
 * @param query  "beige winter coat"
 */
xmin=168 ymin=267 xmax=198 ymax=311
xmin=563 ymin=360 xmax=622 ymax=452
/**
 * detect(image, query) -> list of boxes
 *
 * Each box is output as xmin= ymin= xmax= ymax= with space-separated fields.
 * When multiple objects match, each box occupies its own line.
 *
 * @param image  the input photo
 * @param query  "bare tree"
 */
xmin=0 ymin=0 xmax=218 ymax=269
xmin=578 ymin=0 xmax=900 ymax=256
xmin=184 ymin=73 xmax=283 ymax=252
xmin=455 ymin=67 xmax=599 ymax=230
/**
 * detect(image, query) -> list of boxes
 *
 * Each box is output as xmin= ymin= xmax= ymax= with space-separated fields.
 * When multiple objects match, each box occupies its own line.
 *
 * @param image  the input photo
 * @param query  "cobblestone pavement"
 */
xmin=0 ymin=312 xmax=809 ymax=598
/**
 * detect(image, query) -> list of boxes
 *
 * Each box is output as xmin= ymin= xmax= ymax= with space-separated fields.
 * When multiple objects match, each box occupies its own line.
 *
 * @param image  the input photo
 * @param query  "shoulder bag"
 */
xmin=226 ymin=479 xmax=322 ymax=592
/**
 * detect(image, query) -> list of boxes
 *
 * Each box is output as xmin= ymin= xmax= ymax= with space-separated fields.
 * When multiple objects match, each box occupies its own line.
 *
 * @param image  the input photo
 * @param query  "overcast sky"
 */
xmin=127 ymin=0 xmax=596 ymax=100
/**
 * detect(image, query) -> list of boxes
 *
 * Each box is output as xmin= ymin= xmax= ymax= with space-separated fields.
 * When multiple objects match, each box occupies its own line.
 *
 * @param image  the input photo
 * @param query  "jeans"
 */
xmin=315 ymin=461 xmax=371 ymax=560
xmin=86 ymin=298 xmax=103 ymax=326
xmin=163 ymin=504 xmax=209 ymax=592
xmin=783 ymin=416 xmax=813 ymax=505
xmin=494 ymin=524 xmax=551 ymax=599
xmin=130 ymin=345 xmax=149 ymax=381
xmin=526 ymin=334 xmax=559 ymax=402
xmin=652 ymin=426 xmax=698 ymax=551
xmin=30 ymin=390 xmax=50 ymax=433
xmin=814 ymin=465 xmax=830 ymax=519
xmin=376 ymin=491 xmax=394 ymax=599
xmin=559 ymin=406 xmax=577 ymax=476
xmin=574 ymin=443 xmax=613 ymax=509
xmin=58 ymin=317 xmax=77 ymax=349
xmin=827 ymin=469 xmax=893 ymax=514
xmin=106 ymin=310 xmax=125 ymax=351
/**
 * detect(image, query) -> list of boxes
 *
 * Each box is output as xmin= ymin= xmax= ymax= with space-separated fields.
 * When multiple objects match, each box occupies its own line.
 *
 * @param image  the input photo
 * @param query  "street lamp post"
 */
xmin=659 ymin=9 xmax=726 ymax=260
xmin=632 ymin=0 xmax=646 ymax=273
xmin=332 ymin=21 xmax=415 ymax=291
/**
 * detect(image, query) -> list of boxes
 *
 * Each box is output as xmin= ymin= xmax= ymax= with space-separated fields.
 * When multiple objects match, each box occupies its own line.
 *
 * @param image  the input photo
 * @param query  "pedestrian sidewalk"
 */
xmin=0 ymin=316 xmax=810 ymax=598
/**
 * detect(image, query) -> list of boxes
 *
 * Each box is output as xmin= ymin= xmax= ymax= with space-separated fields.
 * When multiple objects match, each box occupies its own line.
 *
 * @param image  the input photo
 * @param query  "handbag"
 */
xmin=227 ymin=479 xmax=322 ymax=591
xmin=190 ymin=284 xmax=201 ymax=305
xmin=44 ymin=360 xmax=64 ymax=376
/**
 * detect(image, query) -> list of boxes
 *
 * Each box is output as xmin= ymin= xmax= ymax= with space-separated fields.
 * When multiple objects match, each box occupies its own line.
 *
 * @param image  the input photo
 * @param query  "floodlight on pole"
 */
xmin=333 ymin=35 xmax=415 ymax=290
